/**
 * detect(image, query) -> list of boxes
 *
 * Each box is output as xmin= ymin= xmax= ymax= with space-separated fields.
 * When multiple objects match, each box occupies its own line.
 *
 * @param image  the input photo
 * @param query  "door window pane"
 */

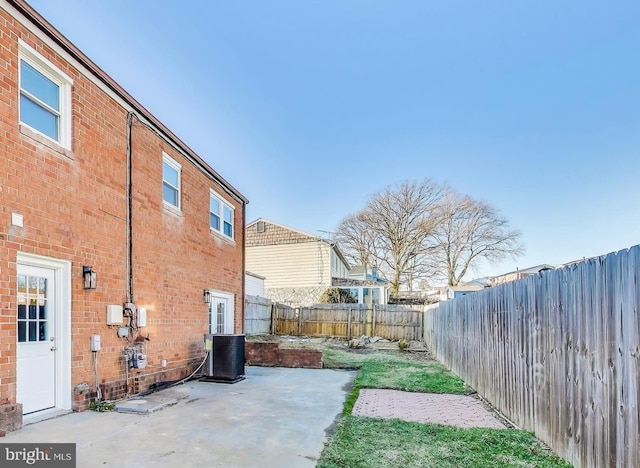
xmin=29 ymin=321 xmax=37 ymax=342
xmin=18 ymin=321 xmax=26 ymax=342
xmin=18 ymin=275 xmax=27 ymax=293
xmin=216 ymin=303 xmax=225 ymax=334
xmin=18 ymin=304 xmax=26 ymax=320
xmin=19 ymin=275 xmax=49 ymax=343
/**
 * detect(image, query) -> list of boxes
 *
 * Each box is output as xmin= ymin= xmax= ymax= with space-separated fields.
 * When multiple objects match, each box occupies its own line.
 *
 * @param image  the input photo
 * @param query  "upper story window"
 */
xmin=18 ymin=41 xmax=73 ymax=149
xmin=162 ymin=153 xmax=181 ymax=210
xmin=210 ymin=191 xmax=234 ymax=240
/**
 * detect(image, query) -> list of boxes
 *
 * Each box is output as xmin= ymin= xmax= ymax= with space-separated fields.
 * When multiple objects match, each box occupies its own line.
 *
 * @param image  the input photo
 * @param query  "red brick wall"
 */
xmin=0 ymin=6 xmax=245 ymax=417
xmin=245 ymin=342 xmax=323 ymax=369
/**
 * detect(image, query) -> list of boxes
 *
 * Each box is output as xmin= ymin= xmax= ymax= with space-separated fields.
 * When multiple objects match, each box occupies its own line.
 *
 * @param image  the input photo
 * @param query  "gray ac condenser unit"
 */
xmin=201 ymin=334 xmax=245 ymax=383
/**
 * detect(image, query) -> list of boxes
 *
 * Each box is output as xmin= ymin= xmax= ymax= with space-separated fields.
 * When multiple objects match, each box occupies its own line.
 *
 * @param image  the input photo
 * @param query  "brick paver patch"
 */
xmin=353 ymin=389 xmax=507 ymax=429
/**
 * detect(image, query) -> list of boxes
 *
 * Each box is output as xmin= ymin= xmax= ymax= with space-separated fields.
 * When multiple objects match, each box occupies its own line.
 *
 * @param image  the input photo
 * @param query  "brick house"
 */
xmin=0 ymin=0 xmax=248 ymax=431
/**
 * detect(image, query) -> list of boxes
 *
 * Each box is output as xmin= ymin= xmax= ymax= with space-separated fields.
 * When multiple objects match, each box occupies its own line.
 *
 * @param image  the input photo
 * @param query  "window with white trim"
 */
xmin=210 ymin=191 xmax=234 ymax=239
xmin=18 ymin=41 xmax=73 ymax=149
xmin=162 ymin=154 xmax=181 ymax=210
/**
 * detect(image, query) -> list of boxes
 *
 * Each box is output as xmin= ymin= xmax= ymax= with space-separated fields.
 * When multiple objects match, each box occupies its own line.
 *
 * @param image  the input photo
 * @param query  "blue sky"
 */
xmin=28 ymin=0 xmax=640 ymax=279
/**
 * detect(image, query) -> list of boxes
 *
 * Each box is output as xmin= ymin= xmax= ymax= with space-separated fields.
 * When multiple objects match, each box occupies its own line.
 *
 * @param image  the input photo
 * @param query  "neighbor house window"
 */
xmin=210 ymin=191 xmax=234 ymax=239
xmin=162 ymin=153 xmax=181 ymax=210
xmin=19 ymin=41 xmax=73 ymax=149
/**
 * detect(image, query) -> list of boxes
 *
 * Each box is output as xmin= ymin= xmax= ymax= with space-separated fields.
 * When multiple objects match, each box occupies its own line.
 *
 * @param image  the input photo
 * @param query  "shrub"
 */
xmin=319 ymin=287 xmax=357 ymax=304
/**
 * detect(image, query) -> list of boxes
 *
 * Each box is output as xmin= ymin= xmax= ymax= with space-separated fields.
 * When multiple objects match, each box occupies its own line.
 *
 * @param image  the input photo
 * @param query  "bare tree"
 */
xmin=336 ymin=179 xmax=524 ymax=293
xmin=333 ymin=211 xmax=380 ymax=271
xmin=336 ymin=179 xmax=446 ymax=295
xmin=428 ymin=190 xmax=524 ymax=286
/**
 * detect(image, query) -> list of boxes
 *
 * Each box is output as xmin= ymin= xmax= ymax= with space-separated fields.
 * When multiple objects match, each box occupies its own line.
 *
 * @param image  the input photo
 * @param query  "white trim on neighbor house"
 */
xmin=16 ymin=251 xmax=72 ymax=420
xmin=330 ymin=249 xmax=350 ymax=278
xmin=18 ymin=39 xmax=73 ymax=150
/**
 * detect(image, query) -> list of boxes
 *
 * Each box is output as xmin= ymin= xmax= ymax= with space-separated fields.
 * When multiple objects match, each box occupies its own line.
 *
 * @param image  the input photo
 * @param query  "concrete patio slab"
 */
xmin=4 ymin=366 xmax=356 ymax=468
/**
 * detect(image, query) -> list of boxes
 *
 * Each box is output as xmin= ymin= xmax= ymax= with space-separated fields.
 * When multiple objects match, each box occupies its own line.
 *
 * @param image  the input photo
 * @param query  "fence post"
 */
xmin=347 ymin=308 xmax=352 ymax=340
xmin=270 ymin=303 xmax=275 ymax=334
xmin=372 ymin=305 xmax=377 ymax=337
xmin=363 ymin=307 xmax=368 ymax=336
xmin=297 ymin=307 xmax=302 ymax=336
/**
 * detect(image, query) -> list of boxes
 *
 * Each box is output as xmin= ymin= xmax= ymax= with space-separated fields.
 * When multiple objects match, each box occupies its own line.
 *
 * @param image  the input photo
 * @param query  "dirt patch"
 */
xmin=246 ymin=334 xmax=432 ymax=360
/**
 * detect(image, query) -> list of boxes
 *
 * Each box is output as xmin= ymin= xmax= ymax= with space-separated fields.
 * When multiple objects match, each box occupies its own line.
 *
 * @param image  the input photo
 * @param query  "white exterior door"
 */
xmin=209 ymin=292 xmax=234 ymax=334
xmin=17 ymin=264 xmax=56 ymax=415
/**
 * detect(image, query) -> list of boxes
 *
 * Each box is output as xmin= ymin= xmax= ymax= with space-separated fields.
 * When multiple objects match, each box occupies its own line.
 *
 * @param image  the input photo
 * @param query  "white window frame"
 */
xmin=210 ymin=190 xmax=234 ymax=240
xmin=18 ymin=40 xmax=73 ymax=150
xmin=162 ymin=153 xmax=181 ymax=211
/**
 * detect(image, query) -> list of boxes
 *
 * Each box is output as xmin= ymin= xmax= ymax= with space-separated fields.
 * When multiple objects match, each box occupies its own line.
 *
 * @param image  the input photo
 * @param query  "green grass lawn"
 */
xmin=319 ymin=346 xmax=571 ymax=468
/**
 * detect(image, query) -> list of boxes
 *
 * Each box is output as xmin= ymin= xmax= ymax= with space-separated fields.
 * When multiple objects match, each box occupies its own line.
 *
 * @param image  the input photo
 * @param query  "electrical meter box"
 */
xmin=132 ymin=353 xmax=147 ymax=369
xmin=106 ymin=305 xmax=123 ymax=325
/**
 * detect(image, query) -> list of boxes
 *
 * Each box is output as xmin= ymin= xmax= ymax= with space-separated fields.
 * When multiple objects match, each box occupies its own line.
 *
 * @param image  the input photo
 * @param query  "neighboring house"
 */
xmin=245 ymin=271 xmax=266 ymax=297
xmin=245 ymin=219 xmax=351 ymax=306
xmin=489 ymin=264 xmax=555 ymax=287
xmin=450 ymin=283 xmax=485 ymax=298
xmin=332 ymin=264 xmax=389 ymax=306
xmin=425 ymin=282 xmax=485 ymax=302
xmin=0 ymin=0 xmax=247 ymax=431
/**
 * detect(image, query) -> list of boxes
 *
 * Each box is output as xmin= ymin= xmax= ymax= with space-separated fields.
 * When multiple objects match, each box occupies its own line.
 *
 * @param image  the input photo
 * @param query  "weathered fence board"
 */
xmin=244 ymin=295 xmax=272 ymax=335
xmin=424 ymin=245 xmax=640 ymax=468
xmin=270 ymin=303 xmax=422 ymax=341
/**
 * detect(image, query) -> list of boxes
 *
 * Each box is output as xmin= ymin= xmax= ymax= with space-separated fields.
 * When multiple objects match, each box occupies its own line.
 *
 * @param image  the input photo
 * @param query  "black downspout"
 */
xmin=126 ymin=112 xmax=134 ymax=304
xmin=241 ymin=202 xmax=246 ymax=333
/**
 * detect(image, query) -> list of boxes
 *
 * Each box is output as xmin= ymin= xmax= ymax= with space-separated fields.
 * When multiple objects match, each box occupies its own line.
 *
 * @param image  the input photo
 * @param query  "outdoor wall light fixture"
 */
xmin=203 ymin=289 xmax=212 ymax=304
xmin=83 ymin=265 xmax=97 ymax=290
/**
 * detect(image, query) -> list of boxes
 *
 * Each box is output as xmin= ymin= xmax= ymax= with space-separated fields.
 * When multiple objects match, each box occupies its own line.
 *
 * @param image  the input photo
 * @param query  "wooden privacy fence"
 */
xmin=424 ymin=246 xmax=640 ymax=468
xmin=272 ymin=303 xmax=423 ymax=341
xmin=244 ymin=295 xmax=272 ymax=335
